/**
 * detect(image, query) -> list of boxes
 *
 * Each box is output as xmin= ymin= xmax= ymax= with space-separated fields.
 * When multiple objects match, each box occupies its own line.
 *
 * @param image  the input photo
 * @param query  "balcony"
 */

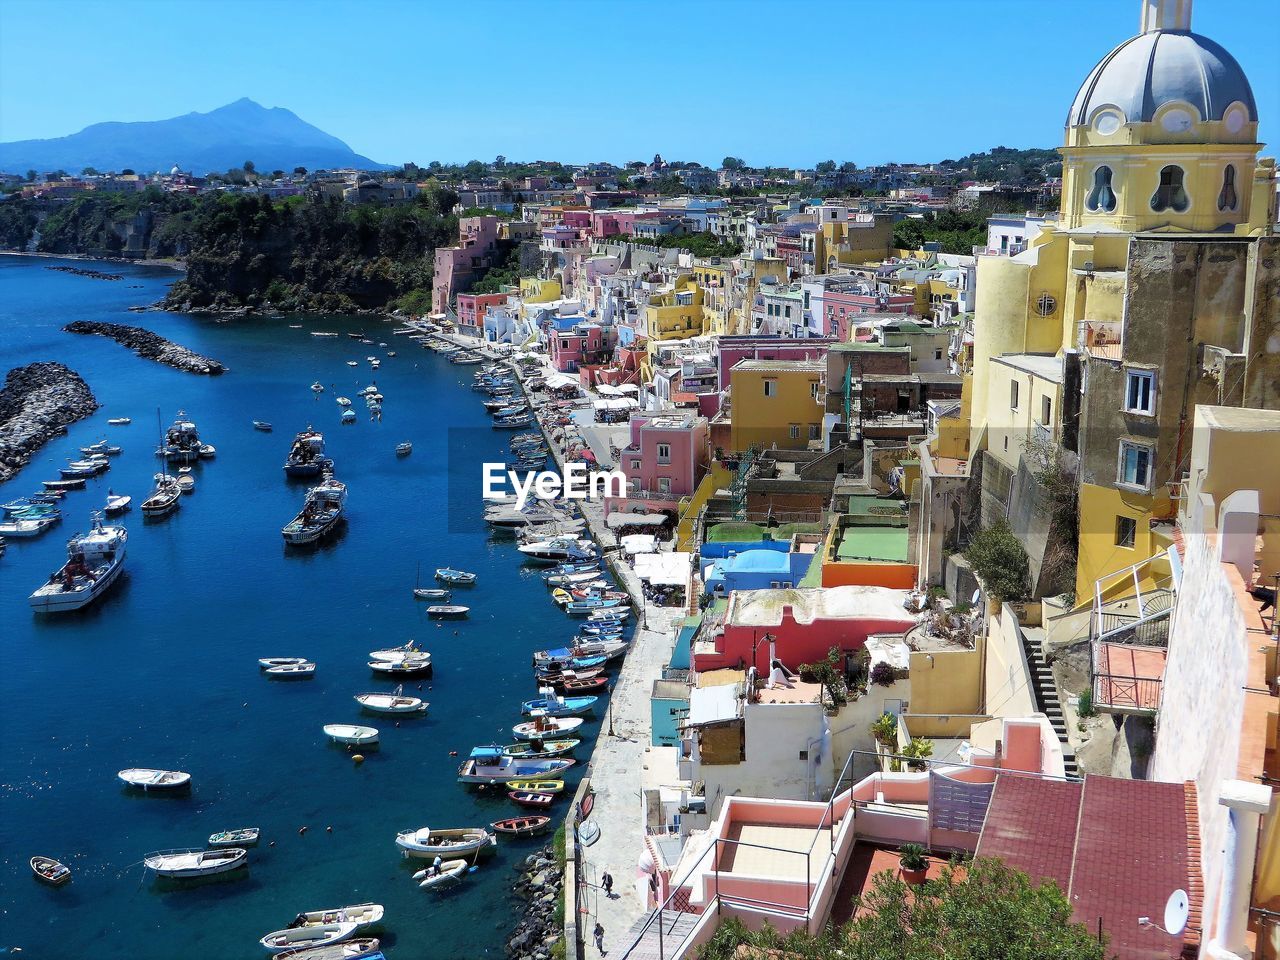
xmin=1089 ymin=554 xmax=1177 ymax=714
xmin=1080 ymin=319 xmax=1122 ymax=361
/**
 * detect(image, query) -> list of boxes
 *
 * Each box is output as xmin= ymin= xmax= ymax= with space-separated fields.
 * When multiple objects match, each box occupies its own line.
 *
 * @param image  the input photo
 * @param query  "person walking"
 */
xmin=593 ymin=921 xmax=606 ymax=955
xmin=601 ymin=870 xmax=614 ymax=898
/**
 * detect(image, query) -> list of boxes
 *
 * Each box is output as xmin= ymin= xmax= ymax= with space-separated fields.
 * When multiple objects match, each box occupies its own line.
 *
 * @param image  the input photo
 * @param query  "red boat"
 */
xmin=492 ymin=815 xmax=553 ymax=837
xmin=509 ymin=790 xmax=555 ymax=808
xmin=561 ymin=675 xmax=608 ymax=693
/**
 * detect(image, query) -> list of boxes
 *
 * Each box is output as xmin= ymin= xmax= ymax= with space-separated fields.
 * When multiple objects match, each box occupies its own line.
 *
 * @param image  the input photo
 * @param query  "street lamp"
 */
xmin=607 ymin=681 xmax=616 ymax=737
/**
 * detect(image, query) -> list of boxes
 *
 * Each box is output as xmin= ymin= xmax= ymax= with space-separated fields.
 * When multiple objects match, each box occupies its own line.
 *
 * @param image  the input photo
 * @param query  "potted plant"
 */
xmin=902 ymin=737 xmax=934 ymax=772
xmin=898 ymin=843 xmax=929 ymax=885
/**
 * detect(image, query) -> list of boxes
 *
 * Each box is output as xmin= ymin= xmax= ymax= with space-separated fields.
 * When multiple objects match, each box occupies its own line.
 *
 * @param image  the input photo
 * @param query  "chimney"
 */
xmin=1140 ymin=0 xmax=1192 ymax=33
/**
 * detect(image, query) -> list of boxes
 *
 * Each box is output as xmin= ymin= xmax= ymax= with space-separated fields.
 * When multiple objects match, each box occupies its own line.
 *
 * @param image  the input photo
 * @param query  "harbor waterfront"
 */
xmin=0 ymin=255 xmax=611 ymax=958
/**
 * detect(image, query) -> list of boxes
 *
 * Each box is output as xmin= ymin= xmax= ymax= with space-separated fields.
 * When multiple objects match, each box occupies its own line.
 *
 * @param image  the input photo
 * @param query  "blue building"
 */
xmin=702 ymin=548 xmax=811 ymax=596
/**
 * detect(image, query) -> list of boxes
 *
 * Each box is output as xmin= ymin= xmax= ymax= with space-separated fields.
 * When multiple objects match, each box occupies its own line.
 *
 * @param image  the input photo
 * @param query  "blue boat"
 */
xmin=578 ymin=624 xmax=624 ymax=639
xmin=564 ymin=597 xmax=629 ymax=617
xmin=457 ymin=745 xmax=575 ymax=784
xmin=520 ymin=694 xmax=598 ymax=717
xmin=536 ymin=654 xmax=607 ymax=675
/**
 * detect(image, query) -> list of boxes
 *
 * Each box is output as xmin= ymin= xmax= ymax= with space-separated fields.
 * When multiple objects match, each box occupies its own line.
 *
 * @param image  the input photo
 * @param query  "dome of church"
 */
xmin=1068 ymin=28 xmax=1256 ymax=128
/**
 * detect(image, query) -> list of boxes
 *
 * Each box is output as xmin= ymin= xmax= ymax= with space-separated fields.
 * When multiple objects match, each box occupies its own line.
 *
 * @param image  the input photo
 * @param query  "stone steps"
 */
xmin=1021 ymin=634 xmax=1079 ymax=779
xmin=617 ymin=908 xmax=701 ymax=960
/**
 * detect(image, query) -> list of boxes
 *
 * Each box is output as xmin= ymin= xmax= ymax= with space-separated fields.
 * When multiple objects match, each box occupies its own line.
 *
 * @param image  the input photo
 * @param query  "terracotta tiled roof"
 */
xmin=976 ymin=776 xmax=1080 ymax=894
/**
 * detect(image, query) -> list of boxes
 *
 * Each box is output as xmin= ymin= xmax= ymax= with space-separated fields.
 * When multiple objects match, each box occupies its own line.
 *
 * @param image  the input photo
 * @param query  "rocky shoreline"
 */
xmin=507 ymin=841 xmax=565 ymax=960
xmin=0 ymin=362 xmax=99 ymax=483
xmin=63 ymin=320 xmax=227 ymax=375
xmin=47 ymin=265 xmax=124 ymax=281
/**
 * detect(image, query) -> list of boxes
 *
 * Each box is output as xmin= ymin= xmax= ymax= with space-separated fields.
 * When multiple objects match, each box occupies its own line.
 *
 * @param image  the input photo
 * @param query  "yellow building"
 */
xmin=727 ymin=359 xmax=825 ymax=454
xmin=815 ymin=210 xmax=894 ymax=271
xmin=691 ymin=259 xmax=733 ymax=337
xmin=644 ymin=275 xmax=704 ymax=343
xmin=965 ymin=0 xmax=1277 ymax=600
xmin=518 ymin=277 xmax=562 ymax=321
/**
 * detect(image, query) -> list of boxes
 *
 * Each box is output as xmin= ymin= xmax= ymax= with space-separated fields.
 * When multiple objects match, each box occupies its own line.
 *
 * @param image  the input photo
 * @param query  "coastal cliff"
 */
xmin=0 ymin=362 xmax=99 ymax=483
xmin=64 ymin=320 xmax=226 ymax=375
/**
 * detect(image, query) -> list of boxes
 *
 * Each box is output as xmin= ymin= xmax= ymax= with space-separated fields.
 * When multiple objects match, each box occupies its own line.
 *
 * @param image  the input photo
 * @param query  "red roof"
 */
xmin=977 ymin=774 xmax=1197 ymax=960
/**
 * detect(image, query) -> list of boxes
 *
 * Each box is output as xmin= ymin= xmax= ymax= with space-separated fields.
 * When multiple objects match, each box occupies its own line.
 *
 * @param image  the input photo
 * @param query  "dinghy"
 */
xmin=505 ymin=779 xmax=564 ymax=794
xmin=414 ymin=859 xmax=469 ymax=889
xmin=208 ymin=827 xmax=260 ymax=847
xmin=323 ymin=725 xmax=379 ymax=746
xmin=118 ymin=768 xmax=190 ymax=791
xmin=426 ymin=604 xmax=469 ymax=619
xmin=520 ymin=693 xmax=598 ymax=717
xmin=412 ymin=587 xmax=450 ymax=600
xmin=394 ymin=826 xmax=495 ymax=859
xmin=434 ymin=567 xmax=476 ymax=585
xmin=512 ymin=716 xmax=584 ymax=740
xmin=265 ymin=661 xmax=316 ymax=678
xmin=508 ymin=791 xmax=556 ymax=809
xmin=259 ymin=657 xmax=309 ymax=669
xmin=368 ymin=642 xmax=421 ymax=662
xmin=144 ymin=847 xmax=246 ymax=877
xmin=104 ymin=493 xmax=132 ymax=515
xmin=368 ymin=657 xmax=431 ymax=676
xmin=560 ymin=675 xmax=609 ymax=693
xmin=491 ymin=816 xmax=552 ymax=837
xmin=355 ymin=689 xmax=427 ymax=714
xmin=107 ymin=417 xmax=132 ymax=425
xmin=175 ymin=473 xmax=196 ymax=495
xmin=290 ymin=903 xmax=384 ymax=930
xmin=275 ymin=938 xmax=381 ymax=960
xmin=253 ymin=421 xmax=274 ymax=432
xmin=260 ymin=922 xmax=359 ymax=953
xmin=30 ymin=856 xmax=71 ymax=885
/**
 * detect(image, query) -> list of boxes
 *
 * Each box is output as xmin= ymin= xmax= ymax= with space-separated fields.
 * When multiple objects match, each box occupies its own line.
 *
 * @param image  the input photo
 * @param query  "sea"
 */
xmin=0 ymin=255 xmax=602 ymax=959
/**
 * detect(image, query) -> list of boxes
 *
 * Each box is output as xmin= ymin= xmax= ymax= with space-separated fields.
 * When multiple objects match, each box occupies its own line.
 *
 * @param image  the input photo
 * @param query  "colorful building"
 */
xmin=431 ymin=215 xmax=501 ymax=314
xmin=726 ymin=359 xmax=826 ymax=453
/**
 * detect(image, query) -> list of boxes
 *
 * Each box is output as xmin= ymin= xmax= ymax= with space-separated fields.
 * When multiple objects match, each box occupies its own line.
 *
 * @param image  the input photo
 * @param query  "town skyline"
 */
xmin=2 ymin=0 xmax=1277 ymax=168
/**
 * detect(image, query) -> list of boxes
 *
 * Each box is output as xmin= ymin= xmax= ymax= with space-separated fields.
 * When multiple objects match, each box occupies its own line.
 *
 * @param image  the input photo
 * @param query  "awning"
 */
xmin=621 ymin=534 xmax=657 ymax=555
xmin=606 ymin=512 xmax=667 ymax=529
xmin=615 ymin=384 xmax=640 ymax=394
xmin=544 ymin=373 xmax=579 ymax=390
xmin=634 ymin=551 xmax=692 ymax=586
xmin=595 ymin=384 xmax=622 ymax=397
xmin=687 ymin=683 xmax=741 ymax=726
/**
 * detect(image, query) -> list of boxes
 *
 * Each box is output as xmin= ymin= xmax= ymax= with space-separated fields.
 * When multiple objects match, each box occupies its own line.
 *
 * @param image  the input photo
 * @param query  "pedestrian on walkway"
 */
xmin=601 ymin=870 xmax=614 ymax=898
xmin=594 ymin=921 xmax=606 ymax=955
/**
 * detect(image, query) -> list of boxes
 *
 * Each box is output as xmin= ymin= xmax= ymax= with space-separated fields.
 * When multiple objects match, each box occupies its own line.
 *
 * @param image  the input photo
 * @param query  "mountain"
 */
xmin=0 ymin=98 xmax=392 ymax=175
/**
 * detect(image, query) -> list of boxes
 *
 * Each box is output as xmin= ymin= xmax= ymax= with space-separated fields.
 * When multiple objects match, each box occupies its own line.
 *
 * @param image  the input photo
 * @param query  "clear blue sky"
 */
xmin=1 ymin=0 xmax=1276 ymax=167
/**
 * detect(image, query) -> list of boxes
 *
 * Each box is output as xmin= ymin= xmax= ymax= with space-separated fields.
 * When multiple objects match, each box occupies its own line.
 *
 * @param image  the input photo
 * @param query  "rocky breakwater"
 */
xmin=507 ymin=841 xmax=565 ymax=960
xmin=64 ymin=321 xmax=226 ymax=375
xmin=0 ymin=362 xmax=99 ymax=483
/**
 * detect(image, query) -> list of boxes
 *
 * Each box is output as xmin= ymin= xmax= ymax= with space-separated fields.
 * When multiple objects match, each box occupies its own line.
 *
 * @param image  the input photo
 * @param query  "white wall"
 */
xmin=701 ymin=702 xmax=829 ymax=812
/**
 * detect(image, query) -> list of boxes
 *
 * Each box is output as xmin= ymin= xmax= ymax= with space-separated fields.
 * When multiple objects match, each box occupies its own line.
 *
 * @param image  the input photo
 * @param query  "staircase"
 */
xmin=618 ymin=908 xmax=702 ymax=960
xmin=1020 ymin=627 xmax=1079 ymax=778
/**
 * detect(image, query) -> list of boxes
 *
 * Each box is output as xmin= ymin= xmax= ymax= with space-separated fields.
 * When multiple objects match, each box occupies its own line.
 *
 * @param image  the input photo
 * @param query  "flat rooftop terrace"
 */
xmin=835 ymin=523 xmax=909 ymax=563
xmin=720 ymin=822 xmax=833 ymax=879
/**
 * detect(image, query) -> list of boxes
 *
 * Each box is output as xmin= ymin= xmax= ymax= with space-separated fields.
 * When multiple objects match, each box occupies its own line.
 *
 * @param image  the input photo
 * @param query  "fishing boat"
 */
xmin=434 ymin=567 xmax=476 ymax=585
xmin=282 ymin=477 xmax=347 ymax=545
xmin=395 ymin=442 xmax=412 ymax=456
xmin=144 ymin=847 xmax=246 ymax=878
xmin=564 ymin=597 xmax=629 ymax=617
xmin=29 ymin=514 xmax=128 ymax=612
xmin=491 ymin=815 xmax=552 ymax=837
xmin=394 ymin=826 xmax=495 ymax=859
xmin=520 ymin=692 xmax=598 ymax=717
xmin=118 ymin=768 xmax=191 ymax=791
xmin=536 ymin=656 xmax=608 ymax=679
xmin=253 ymin=421 xmax=274 ymax=432
xmin=259 ymin=657 xmax=309 ymax=669
xmin=542 ymin=560 xmax=601 ymax=578
xmin=208 ymin=827 xmax=260 ymax=847
xmin=311 ymin=382 xmax=325 ymax=393
xmin=512 ymin=715 xmax=584 ymax=740
xmin=104 ymin=492 xmax=132 ymax=515
xmin=276 ymin=940 xmax=381 ymax=960
xmin=0 ymin=515 xmax=59 ymax=537
xmin=341 ymin=409 xmax=357 ymax=424
xmin=30 ymin=856 xmax=71 ymax=885
xmin=283 ymin=429 xmax=328 ymax=479
xmin=507 ymin=791 xmax=556 ymax=809
xmin=176 ymin=473 xmax=195 ymax=495
xmin=310 ymin=331 xmax=339 ymax=338
xmin=518 ymin=537 xmax=597 ymax=565
xmin=260 ymin=923 xmax=359 ymax=954
xmin=158 ymin=411 xmax=205 ymax=463
xmin=506 ymin=779 xmax=564 ymax=794
xmin=265 ymin=661 xmax=316 ymax=679
xmin=107 ymin=417 xmax=132 ymax=425
xmin=492 ymin=414 xmax=533 ymax=430
xmin=368 ymin=657 xmax=432 ymax=676
xmin=545 ymin=569 xmax=609 ymax=587
xmin=141 ymin=473 xmax=181 ymax=518
xmin=355 ymin=688 xmax=427 ymax=714
xmin=42 ymin=478 xmax=86 ymax=491
xmin=80 ymin=440 xmax=122 ymax=455
xmin=534 ymin=640 xmax=628 ymax=665
xmin=501 ymin=739 xmax=580 ymax=758
xmin=288 ymin=903 xmax=384 ymax=931
xmin=323 ymin=724 xmax=379 ymax=746
xmin=456 ymin=746 xmax=575 ymax=786
xmin=415 ymin=858 xmax=469 ymax=889
xmin=426 ymin=604 xmax=469 ymax=619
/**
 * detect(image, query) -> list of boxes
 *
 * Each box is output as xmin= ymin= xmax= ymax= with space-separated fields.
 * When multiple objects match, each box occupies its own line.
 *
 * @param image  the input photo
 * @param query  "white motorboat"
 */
xmin=144 ymin=847 xmax=246 ymax=878
xmin=118 ymin=768 xmax=191 ymax=791
xmin=341 ymin=409 xmax=357 ymax=424
xmin=290 ymin=903 xmax=384 ymax=930
xmin=415 ymin=859 xmax=469 ymax=889
xmin=265 ymin=662 xmax=316 ymax=678
xmin=368 ymin=641 xmax=422 ymax=662
xmin=282 ymin=477 xmax=346 ymax=545
xmin=346 ymin=361 xmax=359 ymax=367
xmin=176 ymin=473 xmax=195 ymax=494
xmin=274 ymin=938 xmax=382 ymax=960
xmin=259 ymin=657 xmax=309 ymax=669
xmin=198 ymin=443 xmax=216 ymax=459
xmin=394 ymin=826 xmax=495 ymax=859
xmin=355 ymin=688 xmax=427 ymax=714
xmin=395 ymin=442 xmax=412 ymax=456
xmin=29 ymin=514 xmax=128 ymax=613
xmin=311 ymin=382 xmax=325 ymax=393
xmin=208 ymin=827 xmax=260 ymax=847
xmin=517 ymin=537 xmax=597 ymax=565
xmin=310 ymin=331 xmax=339 ymax=338
xmin=426 ymin=605 xmax=469 ymax=619
xmin=260 ymin=922 xmax=359 ymax=953
xmin=80 ymin=440 xmax=122 ymax=456
xmin=104 ymin=493 xmax=132 ymax=515
xmin=107 ymin=417 xmax=131 ymax=425
xmin=368 ymin=657 xmax=432 ymax=676
xmin=0 ymin=515 xmax=59 ymax=538
xmin=323 ymin=724 xmax=379 ymax=746
xmin=335 ymin=397 xmax=352 ymax=407
xmin=512 ymin=715 xmax=584 ymax=740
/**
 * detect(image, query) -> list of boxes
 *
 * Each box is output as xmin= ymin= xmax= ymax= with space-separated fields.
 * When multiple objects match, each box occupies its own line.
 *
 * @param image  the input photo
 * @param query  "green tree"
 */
xmin=462 ymin=160 xmax=486 ymax=179
xmin=293 ymin=166 xmax=308 ymax=178
xmin=964 ymin=520 xmax=1031 ymax=603
xmin=25 ymin=169 xmax=37 ymax=181
xmin=893 ymin=217 xmax=927 ymax=250
xmin=816 ymin=160 xmax=837 ymax=174
xmin=243 ymin=160 xmax=256 ymax=175
xmin=82 ymin=166 xmax=99 ymax=177
xmin=494 ymin=154 xmax=506 ymax=168
xmin=721 ymin=156 xmax=744 ymax=171
xmin=698 ymin=858 xmax=1107 ymax=960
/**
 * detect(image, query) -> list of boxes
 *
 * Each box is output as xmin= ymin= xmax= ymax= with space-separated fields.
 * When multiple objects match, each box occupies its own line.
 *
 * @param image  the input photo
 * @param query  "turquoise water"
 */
xmin=0 ymin=256 xmax=603 ymax=958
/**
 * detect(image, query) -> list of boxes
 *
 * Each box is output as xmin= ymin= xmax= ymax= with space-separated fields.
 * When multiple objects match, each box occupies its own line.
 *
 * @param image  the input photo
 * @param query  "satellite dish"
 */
xmin=1163 ymin=890 xmax=1190 ymax=936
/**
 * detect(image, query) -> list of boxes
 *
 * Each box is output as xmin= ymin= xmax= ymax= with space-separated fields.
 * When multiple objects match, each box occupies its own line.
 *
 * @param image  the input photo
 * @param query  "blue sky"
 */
xmin=2 ymin=0 xmax=1276 ymax=167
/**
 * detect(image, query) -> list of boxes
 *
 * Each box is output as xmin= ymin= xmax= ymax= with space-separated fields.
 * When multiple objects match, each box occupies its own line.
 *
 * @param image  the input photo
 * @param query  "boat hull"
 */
xmin=29 ymin=550 xmax=126 ymax=612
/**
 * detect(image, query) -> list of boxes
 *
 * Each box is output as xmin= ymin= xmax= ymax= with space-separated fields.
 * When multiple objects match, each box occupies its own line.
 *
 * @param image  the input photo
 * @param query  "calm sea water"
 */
xmin=0 ymin=256 xmax=601 ymax=959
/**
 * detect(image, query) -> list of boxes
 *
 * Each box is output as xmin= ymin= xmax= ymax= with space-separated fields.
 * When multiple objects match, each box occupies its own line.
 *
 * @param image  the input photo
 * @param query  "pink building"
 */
xmin=694 ymin=586 xmax=916 ymax=674
xmin=591 ymin=209 xmax=662 ymax=238
xmin=455 ymin=291 xmax=508 ymax=330
xmin=619 ymin=414 xmax=708 ymax=499
xmin=561 ymin=209 xmax=592 ymax=230
xmin=714 ymin=336 xmax=835 ymax=389
xmin=550 ymin=323 xmax=606 ymax=372
xmin=431 ymin=215 xmax=501 ymax=314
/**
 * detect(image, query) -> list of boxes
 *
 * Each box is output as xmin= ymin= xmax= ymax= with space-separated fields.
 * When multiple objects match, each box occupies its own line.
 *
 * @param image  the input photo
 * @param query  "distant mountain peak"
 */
xmin=0 ymin=100 xmax=391 ymax=175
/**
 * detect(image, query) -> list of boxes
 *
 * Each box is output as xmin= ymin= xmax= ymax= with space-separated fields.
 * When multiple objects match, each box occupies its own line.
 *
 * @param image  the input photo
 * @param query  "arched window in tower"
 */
xmin=1085 ymin=165 xmax=1117 ymax=213
xmin=1218 ymin=165 xmax=1238 ymax=212
xmin=1151 ymin=165 xmax=1190 ymax=213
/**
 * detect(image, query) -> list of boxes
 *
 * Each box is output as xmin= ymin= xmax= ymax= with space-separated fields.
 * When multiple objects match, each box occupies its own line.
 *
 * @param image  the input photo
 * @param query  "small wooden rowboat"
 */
xmin=506 ymin=779 xmax=564 ymax=794
xmin=30 ymin=855 xmax=71 ymax=885
xmin=508 ymin=791 xmax=555 ymax=808
xmin=560 ymin=675 xmax=609 ymax=693
xmin=502 ymin=739 xmax=579 ymax=758
xmin=208 ymin=827 xmax=260 ymax=847
xmin=491 ymin=815 xmax=552 ymax=837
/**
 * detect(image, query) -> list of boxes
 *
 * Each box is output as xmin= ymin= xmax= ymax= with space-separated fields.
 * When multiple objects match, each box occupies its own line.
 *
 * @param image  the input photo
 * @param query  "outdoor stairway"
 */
xmin=1020 ymin=629 xmax=1080 ymax=778
xmin=618 ymin=908 xmax=701 ymax=960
